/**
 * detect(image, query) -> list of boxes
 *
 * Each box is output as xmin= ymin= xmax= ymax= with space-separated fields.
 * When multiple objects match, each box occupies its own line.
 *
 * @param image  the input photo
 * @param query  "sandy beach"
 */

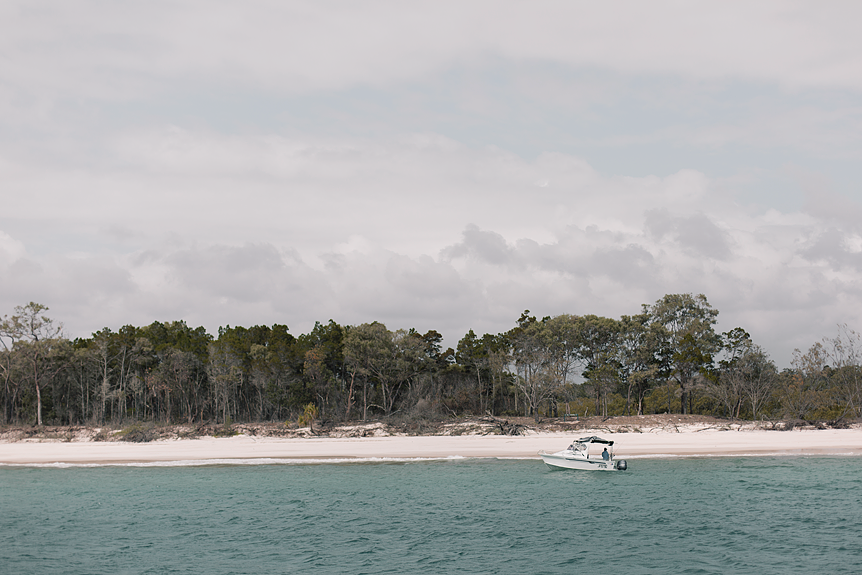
xmin=2 ymin=425 xmax=861 ymax=465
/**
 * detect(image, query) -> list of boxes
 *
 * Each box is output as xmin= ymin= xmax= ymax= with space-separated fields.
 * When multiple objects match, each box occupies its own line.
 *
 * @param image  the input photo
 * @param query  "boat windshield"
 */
xmin=577 ymin=436 xmax=614 ymax=446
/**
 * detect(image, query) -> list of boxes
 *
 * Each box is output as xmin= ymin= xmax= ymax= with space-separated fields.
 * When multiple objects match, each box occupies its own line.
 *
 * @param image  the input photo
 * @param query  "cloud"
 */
xmin=0 ymin=230 xmax=25 ymax=267
xmin=166 ymin=243 xmax=298 ymax=302
xmin=2 ymin=3 xmax=862 ymax=368
xmin=442 ymin=225 xmax=514 ymax=266
xmin=4 ymin=1 xmax=862 ymax=100
xmin=801 ymin=182 xmax=862 ymax=232
xmin=3 ymin=3 xmax=861 ymax=222
xmin=3 ymin=131 xmax=862 ymax=368
xmin=645 ymin=210 xmax=732 ymax=260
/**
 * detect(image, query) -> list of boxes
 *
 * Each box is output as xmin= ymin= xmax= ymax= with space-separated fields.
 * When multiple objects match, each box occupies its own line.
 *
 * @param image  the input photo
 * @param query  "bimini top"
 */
xmin=577 ymin=436 xmax=614 ymax=446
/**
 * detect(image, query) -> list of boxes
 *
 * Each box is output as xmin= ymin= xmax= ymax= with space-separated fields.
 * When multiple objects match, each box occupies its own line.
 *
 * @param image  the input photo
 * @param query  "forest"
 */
xmin=1 ymin=294 xmax=860 ymax=427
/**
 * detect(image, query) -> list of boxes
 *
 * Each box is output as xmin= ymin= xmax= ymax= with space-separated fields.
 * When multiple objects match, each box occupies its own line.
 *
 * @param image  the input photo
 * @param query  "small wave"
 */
xmin=621 ymin=451 xmax=861 ymax=459
xmin=0 ymin=455 xmax=469 ymax=468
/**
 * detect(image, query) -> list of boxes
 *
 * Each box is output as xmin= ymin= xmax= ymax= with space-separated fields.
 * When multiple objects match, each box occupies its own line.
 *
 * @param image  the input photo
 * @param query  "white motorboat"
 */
xmin=539 ymin=436 xmax=627 ymax=471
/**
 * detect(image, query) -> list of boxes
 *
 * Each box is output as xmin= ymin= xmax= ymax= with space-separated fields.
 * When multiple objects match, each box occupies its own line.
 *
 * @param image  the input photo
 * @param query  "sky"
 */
xmin=2 ymin=1 xmax=862 ymax=367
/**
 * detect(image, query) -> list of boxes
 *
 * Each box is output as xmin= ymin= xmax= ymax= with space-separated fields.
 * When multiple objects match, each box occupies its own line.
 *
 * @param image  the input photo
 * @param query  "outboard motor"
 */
xmin=615 ymin=459 xmax=627 ymax=471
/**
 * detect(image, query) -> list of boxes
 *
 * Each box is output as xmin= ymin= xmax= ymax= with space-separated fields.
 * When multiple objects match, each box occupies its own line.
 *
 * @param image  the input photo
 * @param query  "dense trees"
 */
xmin=706 ymin=329 xmax=777 ymax=420
xmin=0 ymin=294 xmax=859 ymax=426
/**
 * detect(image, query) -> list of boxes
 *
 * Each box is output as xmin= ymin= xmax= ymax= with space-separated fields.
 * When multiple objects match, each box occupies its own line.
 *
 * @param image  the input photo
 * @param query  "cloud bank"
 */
xmin=2 ymin=1 xmax=862 ymax=367
xmin=3 ymin=131 xmax=860 ymax=365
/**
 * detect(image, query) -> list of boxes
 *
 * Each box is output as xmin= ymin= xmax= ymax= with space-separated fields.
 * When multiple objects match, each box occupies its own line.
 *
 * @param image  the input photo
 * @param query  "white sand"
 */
xmin=2 ymin=427 xmax=861 ymax=464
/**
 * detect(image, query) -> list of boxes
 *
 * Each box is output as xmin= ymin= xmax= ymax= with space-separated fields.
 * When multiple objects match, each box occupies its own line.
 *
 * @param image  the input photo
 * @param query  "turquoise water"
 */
xmin=2 ymin=457 xmax=861 ymax=574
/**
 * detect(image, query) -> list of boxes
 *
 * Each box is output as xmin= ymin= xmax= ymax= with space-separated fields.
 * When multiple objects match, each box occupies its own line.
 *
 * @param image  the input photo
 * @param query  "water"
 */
xmin=2 ymin=457 xmax=861 ymax=574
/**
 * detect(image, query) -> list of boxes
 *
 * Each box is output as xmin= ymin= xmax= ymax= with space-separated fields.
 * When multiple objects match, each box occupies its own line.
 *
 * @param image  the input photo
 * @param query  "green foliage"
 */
xmin=644 ymin=386 xmax=681 ymax=414
xmin=566 ymin=397 xmax=595 ymax=418
xmin=118 ymin=422 xmax=158 ymax=443
xmin=298 ymin=402 xmax=319 ymax=431
xmin=213 ymin=416 xmax=238 ymax=437
xmin=648 ymin=294 xmax=720 ymax=415
xmin=3 ymin=296 xmax=861 ymax=427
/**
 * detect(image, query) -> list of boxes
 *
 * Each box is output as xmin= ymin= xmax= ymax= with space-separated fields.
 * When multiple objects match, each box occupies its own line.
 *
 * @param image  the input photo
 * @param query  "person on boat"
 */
xmin=602 ymin=448 xmax=610 ymax=461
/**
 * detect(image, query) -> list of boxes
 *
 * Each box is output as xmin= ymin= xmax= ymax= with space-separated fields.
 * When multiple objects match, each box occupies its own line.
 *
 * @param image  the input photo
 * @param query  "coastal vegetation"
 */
xmin=1 ymin=295 xmax=860 ymax=428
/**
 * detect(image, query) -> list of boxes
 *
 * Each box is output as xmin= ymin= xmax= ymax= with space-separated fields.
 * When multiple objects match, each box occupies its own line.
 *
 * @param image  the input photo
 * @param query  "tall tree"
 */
xmin=738 ymin=344 xmax=777 ymax=421
xmin=576 ymin=315 xmax=622 ymax=417
xmin=648 ymin=294 xmax=720 ymax=414
xmin=389 ymin=329 xmax=427 ymax=415
xmin=456 ymin=329 xmax=488 ymax=413
xmin=708 ymin=328 xmax=752 ymax=419
xmin=543 ymin=314 xmax=583 ymax=415
xmin=823 ymin=325 xmax=862 ymax=422
xmin=343 ymin=322 xmax=393 ymax=420
xmin=785 ymin=343 xmax=829 ymax=420
xmin=508 ymin=312 xmax=570 ymax=422
xmin=508 ymin=311 xmax=543 ymax=420
xmin=618 ymin=312 xmax=661 ymax=415
xmin=0 ymin=303 xmax=64 ymax=426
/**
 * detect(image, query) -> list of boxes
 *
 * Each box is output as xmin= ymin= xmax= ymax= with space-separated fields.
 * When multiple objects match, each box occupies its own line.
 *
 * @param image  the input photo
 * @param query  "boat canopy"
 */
xmin=577 ymin=436 xmax=614 ymax=446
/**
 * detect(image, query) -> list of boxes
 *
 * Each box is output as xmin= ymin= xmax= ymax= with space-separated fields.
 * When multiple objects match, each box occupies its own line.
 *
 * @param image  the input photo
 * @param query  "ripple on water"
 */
xmin=2 ymin=457 xmax=862 ymax=574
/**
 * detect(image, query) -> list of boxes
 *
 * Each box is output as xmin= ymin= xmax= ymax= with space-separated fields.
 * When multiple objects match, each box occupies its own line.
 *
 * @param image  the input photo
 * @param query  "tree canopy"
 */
xmin=1 ymin=294 xmax=860 ymax=427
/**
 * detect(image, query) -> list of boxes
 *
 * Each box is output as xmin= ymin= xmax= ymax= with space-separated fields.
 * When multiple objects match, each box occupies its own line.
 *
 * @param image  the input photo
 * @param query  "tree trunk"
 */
xmin=362 ymin=379 xmax=367 ymax=421
xmin=345 ymin=372 xmax=356 ymax=420
xmin=35 ymin=382 xmax=42 ymax=426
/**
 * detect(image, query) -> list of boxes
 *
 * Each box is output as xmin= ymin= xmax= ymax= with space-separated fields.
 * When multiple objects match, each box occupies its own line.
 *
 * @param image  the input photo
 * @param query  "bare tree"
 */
xmin=709 ymin=328 xmax=753 ymax=419
xmin=823 ymin=325 xmax=862 ymax=422
xmin=738 ymin=345 xmax=777 ymax=421
xmin=0 ymin=303 xmax=64 ymax=425
xmin=785 ymin=343 xmax=828 ymax=420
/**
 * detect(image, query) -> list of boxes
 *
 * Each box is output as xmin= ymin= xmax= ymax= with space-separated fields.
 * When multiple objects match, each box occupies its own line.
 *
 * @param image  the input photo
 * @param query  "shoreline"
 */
xmin=2 ymin=427 xmax=861 ymax=465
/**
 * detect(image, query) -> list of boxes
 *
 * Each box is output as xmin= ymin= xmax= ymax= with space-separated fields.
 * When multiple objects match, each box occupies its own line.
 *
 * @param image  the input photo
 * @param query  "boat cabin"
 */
xmin=568 ymin=436 xmax=615 ymax=460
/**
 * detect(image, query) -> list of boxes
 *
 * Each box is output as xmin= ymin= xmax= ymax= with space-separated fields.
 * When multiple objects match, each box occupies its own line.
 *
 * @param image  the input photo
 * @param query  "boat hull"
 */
xmin=539 ymin=451 xmax=625 ymax=472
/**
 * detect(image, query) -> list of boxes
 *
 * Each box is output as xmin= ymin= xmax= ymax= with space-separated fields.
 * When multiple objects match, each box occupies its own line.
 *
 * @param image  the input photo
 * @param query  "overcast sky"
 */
xmin=2 ymin=1 xmax=862 ymax=366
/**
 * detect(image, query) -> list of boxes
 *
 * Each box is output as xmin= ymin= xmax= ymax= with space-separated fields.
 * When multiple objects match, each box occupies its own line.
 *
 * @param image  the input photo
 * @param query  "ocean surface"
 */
xmin=2 ymin=455 xmax=861 ymax=575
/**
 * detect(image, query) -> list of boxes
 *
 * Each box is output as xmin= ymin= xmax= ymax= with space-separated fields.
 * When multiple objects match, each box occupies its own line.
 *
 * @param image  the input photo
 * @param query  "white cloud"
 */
xmin=2 ymin=2 xmax=862 ymax=368
xmin=3 ymin=132 xmax=861 ymax=366
xmin=0 ymin=230 xmax=25 ymax=267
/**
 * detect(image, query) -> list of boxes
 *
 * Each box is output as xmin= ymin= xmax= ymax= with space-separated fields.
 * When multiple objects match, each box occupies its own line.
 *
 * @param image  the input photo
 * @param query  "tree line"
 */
xmin=1 ymin=294 xmax=860 ymax=427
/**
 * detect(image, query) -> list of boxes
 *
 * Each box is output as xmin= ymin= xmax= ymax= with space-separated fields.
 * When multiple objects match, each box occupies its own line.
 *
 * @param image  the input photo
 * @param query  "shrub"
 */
xmin=298 ymin=403 xmax=319 ymax=433
xmin=118 ymin=423 xmax=158 ymax=443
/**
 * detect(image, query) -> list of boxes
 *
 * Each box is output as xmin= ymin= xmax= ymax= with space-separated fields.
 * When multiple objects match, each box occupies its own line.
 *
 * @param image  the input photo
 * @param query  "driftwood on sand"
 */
xmin=479 ymin=414 xmax=531 ymax=436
